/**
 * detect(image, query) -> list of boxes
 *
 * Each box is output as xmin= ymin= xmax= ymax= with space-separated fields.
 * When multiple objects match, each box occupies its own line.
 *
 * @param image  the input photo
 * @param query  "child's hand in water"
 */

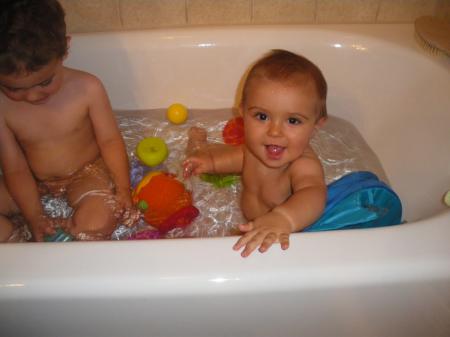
xmin=119 ymin=207 xmax=141 ymax=227
xmin=182 ymin=152 xmax=214 ymax=178
xmin=114 ymin=190 xmax=140 ymax=227
xmin=233 ymin=212 xmax=292 ymax=258
xmin=30 ymin=215 xmax=59 ymax=242
xmin=113 ymin=190 xmax=141 ymax=227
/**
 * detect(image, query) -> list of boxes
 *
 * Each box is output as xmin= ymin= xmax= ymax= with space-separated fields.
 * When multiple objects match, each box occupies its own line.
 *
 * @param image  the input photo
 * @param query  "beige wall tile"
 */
xmin=60 ymin=0 xmax=122 ymax=33
xmin=317 ymin=0 xmax=379 ymax=23
xmin=377 ymin=0 xmax=437 ymax=23
xmin=435 ymin=0 xmax=450 ymax=19
xmin=187 ymin=0 xmax=251 ymax=25
xmin=120 ymin=0 xmax=187 ymax=29
xmin=253 ymin=0 xmax=316 ymax=24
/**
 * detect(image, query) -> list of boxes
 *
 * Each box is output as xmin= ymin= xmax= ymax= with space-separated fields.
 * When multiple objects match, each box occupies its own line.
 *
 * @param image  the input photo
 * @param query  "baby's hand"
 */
xmin=232 ymin=214 xmax=292 ymax=258
xmin=120 ymin=207 xmax=141 ymax=227
xmin=182 ymin=153 xmax=214 ymax=178
xmin=114 ymin=190 xmax=140 ymax=227
xmin=30 ymin=215 xmax=58 ymax=242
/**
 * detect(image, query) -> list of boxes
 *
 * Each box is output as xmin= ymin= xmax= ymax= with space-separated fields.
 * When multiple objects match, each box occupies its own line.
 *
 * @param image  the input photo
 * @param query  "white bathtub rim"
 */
xmin=1 ymin=209 xmax=448 ymax=300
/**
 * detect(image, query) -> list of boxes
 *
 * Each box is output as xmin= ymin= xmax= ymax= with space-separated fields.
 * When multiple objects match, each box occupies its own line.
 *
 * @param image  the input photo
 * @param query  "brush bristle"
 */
xmin=414 ymin=16 xmax=450 ymax=58
xmin=415 ymin=31 xmax=447 ymax=56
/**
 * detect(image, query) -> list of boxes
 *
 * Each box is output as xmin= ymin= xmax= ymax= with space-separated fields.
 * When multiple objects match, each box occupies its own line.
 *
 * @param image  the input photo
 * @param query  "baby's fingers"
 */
xmin=258 ymin=232 xmax=278 ymax=253
xmin=233 ymin=231 xmax=266 ymax=258
xmin=182 ymin=160 xmax=194 ymax=178
xmin=279 ymin=233 xmax=290 ymax=250
xmin=238 ymin=222 xmax=255 ymax=233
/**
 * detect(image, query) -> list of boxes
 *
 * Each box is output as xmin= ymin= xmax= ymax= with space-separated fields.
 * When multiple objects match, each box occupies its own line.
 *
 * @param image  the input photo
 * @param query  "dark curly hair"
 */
xmin=0 ymin=0 xmax=67 ymax=75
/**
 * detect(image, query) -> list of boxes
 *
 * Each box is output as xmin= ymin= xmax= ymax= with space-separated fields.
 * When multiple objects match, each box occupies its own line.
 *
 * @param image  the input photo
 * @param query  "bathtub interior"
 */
xmin=2 ymin=24 xmax=450 ymax=337
xmin=66 ymin=24 xmax=450 ymax=223
xmin=109 ymin=107 xmax=391 ymax=239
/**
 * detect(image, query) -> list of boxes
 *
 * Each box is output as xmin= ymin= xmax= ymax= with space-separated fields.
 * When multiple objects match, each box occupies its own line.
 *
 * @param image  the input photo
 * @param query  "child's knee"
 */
xmin=70 ymin=196 xmax=116 ymax=238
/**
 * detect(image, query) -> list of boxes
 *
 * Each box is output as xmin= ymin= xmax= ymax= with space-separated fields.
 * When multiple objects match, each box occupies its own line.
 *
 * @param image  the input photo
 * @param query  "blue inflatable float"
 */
xmin=305 ymin=171 xmax=402 ymax=232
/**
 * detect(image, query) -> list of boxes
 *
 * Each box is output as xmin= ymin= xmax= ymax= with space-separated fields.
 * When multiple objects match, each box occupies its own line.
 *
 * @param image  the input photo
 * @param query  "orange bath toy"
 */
xmin=222 ymin=116 xmax=244 ymax=145
xmin=133 ymin=172 xmax=199 ymax=233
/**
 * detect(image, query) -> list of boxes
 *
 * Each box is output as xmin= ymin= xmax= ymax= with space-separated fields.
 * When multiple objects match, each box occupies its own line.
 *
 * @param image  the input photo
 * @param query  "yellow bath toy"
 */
xmin=444 ymin=190 xmax=450 ymax=207
xmin=167 ymin=103 xmax=188 ymax=124
xmin=136 ymin=137 xmax=168 ymax=167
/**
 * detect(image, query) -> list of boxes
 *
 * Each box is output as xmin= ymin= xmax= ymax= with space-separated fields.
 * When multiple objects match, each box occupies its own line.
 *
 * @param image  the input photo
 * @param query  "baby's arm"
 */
xmin=0 ymin=118 xmax=54 ymax=241
xmin=234 ymin=156 xmax=326 ymax=257
xmin=86 ymin=76 xmax=133 ymax=212
xmin=183 ymin=127 xmax=244 ymax=177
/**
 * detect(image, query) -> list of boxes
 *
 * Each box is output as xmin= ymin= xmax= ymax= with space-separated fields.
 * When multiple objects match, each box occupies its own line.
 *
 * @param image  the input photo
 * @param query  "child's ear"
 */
xmin=63 ymin=36 xmax=72 ymax=60
xmin=311 ymin=116 xmax=326 ymax=138
xmin=238 ymin=104 xmax=244 ymax=117
xmin=315 ymin=116 xmax=327 ymax=129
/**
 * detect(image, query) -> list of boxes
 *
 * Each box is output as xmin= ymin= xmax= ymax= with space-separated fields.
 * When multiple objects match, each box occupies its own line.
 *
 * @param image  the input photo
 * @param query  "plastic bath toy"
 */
xmin=167 ymin=103 xmax=188 ymax=124
xmin=44 ymin=228 xmax=73 ymax=242
xmin=136 ymin=137 xmax=169 ymax=167
xmin=200 ymin=173 xmax=239 ymax=188
xmin=222 ymin=116 xmax=244 ymax=145
xmin=132 ymin=171 xmax=199 ymax=233
xmin=444 ymin=190 xmax=450 ymax=206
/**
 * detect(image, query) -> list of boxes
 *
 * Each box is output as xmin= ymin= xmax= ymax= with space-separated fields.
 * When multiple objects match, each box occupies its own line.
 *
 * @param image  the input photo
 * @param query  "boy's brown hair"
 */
xmin=242 ymin=49 xmax=328 ymax=120
xmin=0 ymin=0 xmax=67 ymax=75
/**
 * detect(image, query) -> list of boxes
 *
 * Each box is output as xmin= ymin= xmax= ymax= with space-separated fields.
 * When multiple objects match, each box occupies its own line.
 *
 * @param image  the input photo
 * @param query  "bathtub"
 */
xmin=1 ymin=25 xmax=449 ymax=337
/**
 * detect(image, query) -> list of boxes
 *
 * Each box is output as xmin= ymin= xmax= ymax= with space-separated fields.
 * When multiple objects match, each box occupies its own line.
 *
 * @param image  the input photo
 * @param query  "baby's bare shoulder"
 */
xmin=289 ymin=147 xmax=325 ymax=188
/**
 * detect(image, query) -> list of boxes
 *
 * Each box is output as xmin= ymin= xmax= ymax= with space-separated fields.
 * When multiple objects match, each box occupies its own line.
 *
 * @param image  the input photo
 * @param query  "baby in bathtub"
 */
xmin=184 ymin=49 xmax=328 ymax=257
xmin=0 ymin=0 xmax=137 ymax=242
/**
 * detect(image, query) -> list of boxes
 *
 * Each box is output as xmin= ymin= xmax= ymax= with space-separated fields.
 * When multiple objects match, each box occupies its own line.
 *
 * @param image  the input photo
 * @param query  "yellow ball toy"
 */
xmin=167 ymin=103 xmax=188 ymax=124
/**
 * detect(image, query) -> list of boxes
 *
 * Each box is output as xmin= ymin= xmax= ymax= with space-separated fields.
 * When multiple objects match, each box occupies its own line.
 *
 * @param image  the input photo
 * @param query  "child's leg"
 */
xmin=0 ymin=177 xmax=20 ymax=242
xmin=186 ymin=127 xmax=208 ymax=156
xmin=66 ymin=160 xmax=117 ymax=240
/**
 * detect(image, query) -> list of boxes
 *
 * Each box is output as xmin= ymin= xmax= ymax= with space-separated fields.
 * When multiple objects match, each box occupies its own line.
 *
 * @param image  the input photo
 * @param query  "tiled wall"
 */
xmin=60 ymin=0 xmax=450 ymax=33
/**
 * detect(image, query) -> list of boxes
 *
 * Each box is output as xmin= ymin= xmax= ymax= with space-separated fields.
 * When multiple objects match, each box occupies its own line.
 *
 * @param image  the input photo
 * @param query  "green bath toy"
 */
xmin=444 ymin=190 xmax=450 ymax=207
xmin=200 ymin=173 xmax=239 ymax=188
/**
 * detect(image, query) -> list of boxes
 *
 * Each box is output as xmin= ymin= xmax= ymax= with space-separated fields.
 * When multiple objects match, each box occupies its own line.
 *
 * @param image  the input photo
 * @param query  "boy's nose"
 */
xmin=267 ymin=121 xmax=282 ymax=137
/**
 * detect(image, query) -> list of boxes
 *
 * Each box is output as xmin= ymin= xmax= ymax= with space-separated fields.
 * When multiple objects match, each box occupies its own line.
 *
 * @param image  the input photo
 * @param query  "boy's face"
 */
xmin=0 ymin=58 xmax=64 ymax=105
xmin=241 ymin=77 xmax=325 ymax=169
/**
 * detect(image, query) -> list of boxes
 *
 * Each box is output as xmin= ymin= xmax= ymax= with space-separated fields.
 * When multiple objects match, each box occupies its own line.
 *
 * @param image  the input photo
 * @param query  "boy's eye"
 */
xmin=288 ymin=117 xmax=301 ymax=125
xmin=5 ymin=86 xmax=21 ymax=93
xmin=39 ymin=77 xmax=53 ymax=87
xmin=255 ymin=112 xmax=268 ymax=121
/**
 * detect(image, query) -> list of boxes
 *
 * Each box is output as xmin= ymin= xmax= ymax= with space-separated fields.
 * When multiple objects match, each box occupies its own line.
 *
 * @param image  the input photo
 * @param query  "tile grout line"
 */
xmin=117 ymin=0 xmax=124 ymax=28
xmin=375 ymin=0 xmax=382 ymax=23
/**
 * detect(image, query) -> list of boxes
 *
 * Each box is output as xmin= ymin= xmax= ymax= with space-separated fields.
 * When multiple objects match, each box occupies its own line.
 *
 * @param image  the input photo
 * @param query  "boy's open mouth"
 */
xmin=265 ymin=144 xmax=285 ymax=160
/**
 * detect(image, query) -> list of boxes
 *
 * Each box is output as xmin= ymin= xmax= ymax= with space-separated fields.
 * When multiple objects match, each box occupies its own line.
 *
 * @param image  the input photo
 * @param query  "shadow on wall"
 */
xmin=66 ymin=35 xmax=139 ymax=108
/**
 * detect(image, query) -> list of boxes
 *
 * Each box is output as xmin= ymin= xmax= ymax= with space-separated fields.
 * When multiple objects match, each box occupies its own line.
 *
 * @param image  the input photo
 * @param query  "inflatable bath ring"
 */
xmin=222 ymin=116 xmax=244 ymax=145
xmin=133 ymin=171 xmax=199 ymax=232
xmin=167 ymin=103 xmax=188 ymax=124
xmin=136 ymin=137 xmax=169 ymax=167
